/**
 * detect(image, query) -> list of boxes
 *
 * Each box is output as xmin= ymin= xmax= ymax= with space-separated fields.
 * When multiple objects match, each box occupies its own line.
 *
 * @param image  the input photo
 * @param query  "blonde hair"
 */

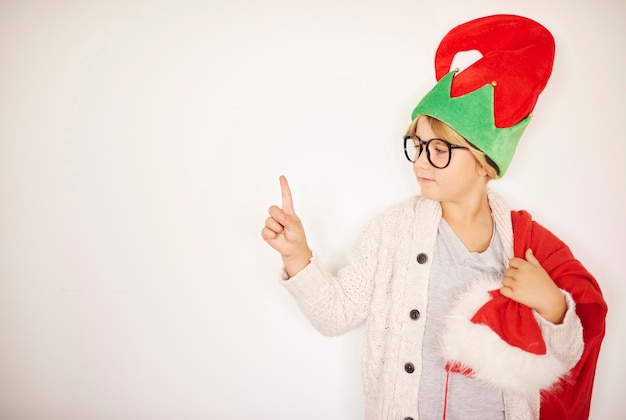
xmin=406 ymin=115 xmax=500 ymax=179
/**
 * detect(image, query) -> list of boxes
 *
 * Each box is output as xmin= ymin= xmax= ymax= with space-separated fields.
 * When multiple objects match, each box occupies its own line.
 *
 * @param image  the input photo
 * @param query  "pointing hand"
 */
xmin=262 ymin=176 xmax=312 ymax=278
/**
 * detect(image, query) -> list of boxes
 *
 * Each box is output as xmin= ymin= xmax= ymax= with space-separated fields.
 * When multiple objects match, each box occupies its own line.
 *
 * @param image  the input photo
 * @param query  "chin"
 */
xmin=417 ymin=187 xmax=440 ymax=202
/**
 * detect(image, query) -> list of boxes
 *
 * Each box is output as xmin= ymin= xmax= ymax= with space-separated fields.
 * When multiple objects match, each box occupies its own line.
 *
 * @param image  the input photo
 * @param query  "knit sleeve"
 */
xmin=533 ymin=290 xmax=584 ymax=374
xmin=280 ymin=205 xmax=398 ymax=337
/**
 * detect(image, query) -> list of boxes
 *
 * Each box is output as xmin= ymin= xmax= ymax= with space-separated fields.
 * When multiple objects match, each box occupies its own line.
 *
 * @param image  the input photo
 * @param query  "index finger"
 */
xmin=279 ymin=175 xmax=295 ymax=214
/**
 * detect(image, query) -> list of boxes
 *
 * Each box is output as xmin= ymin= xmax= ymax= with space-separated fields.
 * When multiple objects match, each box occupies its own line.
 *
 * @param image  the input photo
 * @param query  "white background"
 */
xmin=1 ymin=0 xmax=624 ymax=419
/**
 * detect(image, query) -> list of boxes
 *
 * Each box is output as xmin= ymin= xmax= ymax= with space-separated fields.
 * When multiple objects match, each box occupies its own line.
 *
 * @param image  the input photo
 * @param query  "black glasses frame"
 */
xmin=403 ymin=134 xmax=468 ymax=169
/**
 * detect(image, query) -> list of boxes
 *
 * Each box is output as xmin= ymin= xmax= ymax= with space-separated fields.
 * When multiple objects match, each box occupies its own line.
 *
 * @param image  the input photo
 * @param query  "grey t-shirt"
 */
xmin=418 ymin=219 xmax=506 ymax=420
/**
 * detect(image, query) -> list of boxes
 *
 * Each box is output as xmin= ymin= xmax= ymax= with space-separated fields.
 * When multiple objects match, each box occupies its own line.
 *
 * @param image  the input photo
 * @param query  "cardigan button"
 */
xmin=404 ymin=418 xmax=414 ymax=420
xmin=409 ymin=309 xmax=420 ymax=320
xmin=416 ymin=253 xmax=428 ymax=264
xmin=404 ymin=362 xmax=415 ymax=374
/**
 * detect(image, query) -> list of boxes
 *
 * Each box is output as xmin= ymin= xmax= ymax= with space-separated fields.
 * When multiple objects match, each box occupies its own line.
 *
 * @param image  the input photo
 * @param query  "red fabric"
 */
xmin=434 ymin=15 xmax=555 ymax=128
xmin=471 ymin=288 xmax=547 ymax=355
xmin=511 ymin=210 xmax=607 ymax=419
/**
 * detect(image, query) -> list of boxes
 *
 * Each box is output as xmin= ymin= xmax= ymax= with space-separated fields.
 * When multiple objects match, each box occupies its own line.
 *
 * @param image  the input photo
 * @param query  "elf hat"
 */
xmin=411 ymin=14 xmax=555 ymax=176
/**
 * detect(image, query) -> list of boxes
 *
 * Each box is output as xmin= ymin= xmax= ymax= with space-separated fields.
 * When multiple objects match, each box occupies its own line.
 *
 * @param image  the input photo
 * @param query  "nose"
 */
xmin=414 ymin=147 xmax=430 ymax=169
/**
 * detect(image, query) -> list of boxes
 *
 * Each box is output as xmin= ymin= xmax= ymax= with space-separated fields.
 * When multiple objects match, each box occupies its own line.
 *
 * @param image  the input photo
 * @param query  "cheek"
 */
xmin=454 ymin=153 xmax=483 ymax=176
xmin=439 ymin=160 xmax=480 ymax=186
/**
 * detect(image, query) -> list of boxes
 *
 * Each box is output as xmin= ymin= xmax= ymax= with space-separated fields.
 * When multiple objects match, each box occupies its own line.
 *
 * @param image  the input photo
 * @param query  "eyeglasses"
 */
xmin=403 ymin=134 xmax=468 ymax=169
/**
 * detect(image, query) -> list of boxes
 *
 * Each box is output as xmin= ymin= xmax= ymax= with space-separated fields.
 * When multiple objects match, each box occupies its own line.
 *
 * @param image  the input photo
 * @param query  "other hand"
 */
xmin=500 ymin=249 xmax=567 ymax=324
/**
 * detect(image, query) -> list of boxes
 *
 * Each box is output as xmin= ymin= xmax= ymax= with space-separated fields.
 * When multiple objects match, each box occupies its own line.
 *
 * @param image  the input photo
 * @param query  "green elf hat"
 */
xmin=411 ymin=14 xmax=555 ymax=176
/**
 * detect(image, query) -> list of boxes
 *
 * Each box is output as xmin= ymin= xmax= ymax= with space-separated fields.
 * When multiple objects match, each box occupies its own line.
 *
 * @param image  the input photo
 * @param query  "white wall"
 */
xmin=0 ymin=0 xmax=624 ymax=419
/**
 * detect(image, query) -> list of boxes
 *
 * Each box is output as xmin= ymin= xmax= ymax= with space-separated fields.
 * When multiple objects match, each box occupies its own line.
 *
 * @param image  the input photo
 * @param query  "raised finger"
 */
xmin=279 ymin=175 xmax=295 ymax=214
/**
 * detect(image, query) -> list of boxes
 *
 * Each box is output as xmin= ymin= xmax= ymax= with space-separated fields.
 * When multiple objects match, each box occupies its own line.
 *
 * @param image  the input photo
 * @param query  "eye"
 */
xmin=430 ymin=140 xmax=449 ymax=154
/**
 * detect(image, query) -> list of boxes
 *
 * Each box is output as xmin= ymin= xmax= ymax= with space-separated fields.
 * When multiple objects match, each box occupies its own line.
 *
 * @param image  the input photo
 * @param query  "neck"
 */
xmin=440 ymin=191 xmax=492 ymax=226
xmin=441 ymin=192 xmax=493 ymax=252
xmin=440 ymin=191 xmax=494 ymax=252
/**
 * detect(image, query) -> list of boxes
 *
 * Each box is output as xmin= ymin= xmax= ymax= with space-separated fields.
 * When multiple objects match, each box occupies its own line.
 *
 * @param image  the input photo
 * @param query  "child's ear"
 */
xmin=476 ymin=162 xmax=489 ymax=178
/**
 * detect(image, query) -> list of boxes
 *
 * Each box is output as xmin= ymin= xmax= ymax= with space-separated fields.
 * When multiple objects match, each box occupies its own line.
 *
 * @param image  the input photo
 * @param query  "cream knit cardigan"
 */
xmin=282 ymin=191 xmax=583 ymax=420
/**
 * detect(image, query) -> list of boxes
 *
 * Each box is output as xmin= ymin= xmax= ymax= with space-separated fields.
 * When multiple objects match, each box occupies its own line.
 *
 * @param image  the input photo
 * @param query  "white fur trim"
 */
xmin=441 ymin=277 xmax=569 ymax=396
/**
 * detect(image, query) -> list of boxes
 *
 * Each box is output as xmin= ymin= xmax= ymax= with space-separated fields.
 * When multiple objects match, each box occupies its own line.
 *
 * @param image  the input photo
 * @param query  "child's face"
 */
xmin=412 ymin=117 xmax=489 ymax=203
